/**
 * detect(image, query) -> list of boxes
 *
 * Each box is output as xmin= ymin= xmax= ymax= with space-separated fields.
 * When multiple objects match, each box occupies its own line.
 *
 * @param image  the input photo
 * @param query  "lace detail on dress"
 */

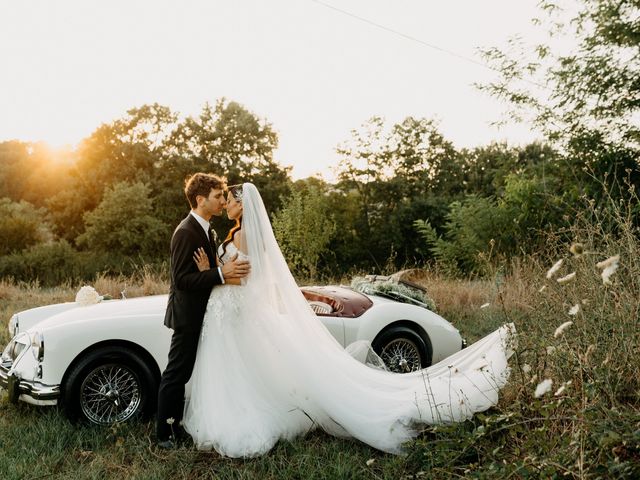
xmin=199 ymin=242 xmax=250 ymax=339
xmin=201 ymin=286 xmax=243 ymax=339
xmin=200 ymin=243 xmax=248 ymax=339
xmin=218 ymin=242 xmax=249 ymax=264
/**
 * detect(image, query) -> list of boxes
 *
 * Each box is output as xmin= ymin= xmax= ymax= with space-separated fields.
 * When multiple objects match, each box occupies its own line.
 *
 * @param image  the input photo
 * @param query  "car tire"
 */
xmin=372 ymin=326 xmax=432 ymax=373
xmin=61 ymin=345 xmax=158 ymax=425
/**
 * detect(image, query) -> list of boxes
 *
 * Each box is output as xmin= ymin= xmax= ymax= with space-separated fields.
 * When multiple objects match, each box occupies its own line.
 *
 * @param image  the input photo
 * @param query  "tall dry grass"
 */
xmin=404 ymin=187 xmax=640 ymax=478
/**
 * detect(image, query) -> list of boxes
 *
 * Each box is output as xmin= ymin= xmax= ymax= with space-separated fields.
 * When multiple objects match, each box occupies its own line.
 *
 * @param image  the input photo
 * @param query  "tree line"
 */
xmin=0 ymin=0 xmax=637 ymax=285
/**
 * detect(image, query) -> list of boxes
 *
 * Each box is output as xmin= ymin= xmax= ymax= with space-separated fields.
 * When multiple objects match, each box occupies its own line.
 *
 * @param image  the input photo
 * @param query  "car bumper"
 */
xmin=0 ymin=363 xmax=59 ymax=406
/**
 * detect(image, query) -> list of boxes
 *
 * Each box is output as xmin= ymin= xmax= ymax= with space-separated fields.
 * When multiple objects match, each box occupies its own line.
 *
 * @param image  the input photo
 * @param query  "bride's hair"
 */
xmin=220 ymin=184 xmax=243 ymax=259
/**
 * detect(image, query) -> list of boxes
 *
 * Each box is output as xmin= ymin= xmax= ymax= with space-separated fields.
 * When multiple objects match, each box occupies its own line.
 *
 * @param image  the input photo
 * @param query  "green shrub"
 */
xmin=0 ymin=198 xmax=53 ymax=255
xmin=272 ymin=185 xmax=336 ymax=280
xmin=0 ymin=240 xmax=137 ymax=286
xmin=498 ymin=173 xmax=563 ymax=251
xmin=415 ymin=195 xmax=506 ymax=275
xmin=416 ymin=174 xmax=565 ymax=276
xmin=77 ymin=182 xmax=168 ymax=257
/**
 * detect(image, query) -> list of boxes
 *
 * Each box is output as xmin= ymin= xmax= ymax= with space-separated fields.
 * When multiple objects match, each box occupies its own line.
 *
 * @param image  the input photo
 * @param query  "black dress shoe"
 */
xmin=157 ymin=439 xmax=176 ymax=450
xmin=174 ymin=426 xmax=192 ymax=442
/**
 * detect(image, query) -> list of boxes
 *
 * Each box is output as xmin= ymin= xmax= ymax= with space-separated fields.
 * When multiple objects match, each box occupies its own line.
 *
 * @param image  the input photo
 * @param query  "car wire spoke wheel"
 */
xmin=380 ymin=338 xmax=422 ymax=373
xmin=80 ymin=363 xmax=142 ymax=424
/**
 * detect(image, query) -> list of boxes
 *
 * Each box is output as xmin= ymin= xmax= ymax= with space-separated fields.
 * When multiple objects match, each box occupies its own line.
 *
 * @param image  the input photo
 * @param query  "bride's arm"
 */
xmin=223 ymin=231 xmax=246 ymax=285
xmin=233 ymin=230 xmax=243 ymax=250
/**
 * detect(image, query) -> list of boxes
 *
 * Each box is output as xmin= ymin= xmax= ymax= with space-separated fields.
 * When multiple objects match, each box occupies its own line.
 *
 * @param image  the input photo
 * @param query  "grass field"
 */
xmin=1 ymin=238 xmax=639 ymax=478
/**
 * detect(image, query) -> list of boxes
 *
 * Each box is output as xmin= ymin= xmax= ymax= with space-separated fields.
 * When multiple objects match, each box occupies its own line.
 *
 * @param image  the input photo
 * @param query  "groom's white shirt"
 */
xmin=189 ymin=210 xmax=225 ymax=283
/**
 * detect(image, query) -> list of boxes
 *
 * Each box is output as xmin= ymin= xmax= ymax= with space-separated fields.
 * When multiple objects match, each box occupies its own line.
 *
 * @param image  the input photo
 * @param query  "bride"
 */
xmin=182 ymin=183 xmax=515 ymax=457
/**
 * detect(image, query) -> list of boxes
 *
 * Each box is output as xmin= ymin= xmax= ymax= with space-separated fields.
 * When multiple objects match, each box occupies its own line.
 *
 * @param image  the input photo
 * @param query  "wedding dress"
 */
xmin=182 ymin=183 xmax=515 ymax=457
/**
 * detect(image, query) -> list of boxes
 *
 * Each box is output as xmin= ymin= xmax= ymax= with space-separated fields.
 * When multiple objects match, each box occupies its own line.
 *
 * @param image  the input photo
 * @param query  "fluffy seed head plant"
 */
xmin=545 ymin=259 xmax=564 ymax=279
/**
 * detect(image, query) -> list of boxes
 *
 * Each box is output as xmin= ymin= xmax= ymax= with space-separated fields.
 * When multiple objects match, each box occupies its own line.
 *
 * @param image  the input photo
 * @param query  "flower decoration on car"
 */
xmin=75 ymin=286 xmax=104 ymax=306
xmin=351 ymin=276 xmax=436 ymax=312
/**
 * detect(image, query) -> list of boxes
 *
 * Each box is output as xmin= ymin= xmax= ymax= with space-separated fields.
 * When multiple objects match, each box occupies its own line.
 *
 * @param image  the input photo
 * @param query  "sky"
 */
xmin=0 ymin=0 xmax=554 ymax=180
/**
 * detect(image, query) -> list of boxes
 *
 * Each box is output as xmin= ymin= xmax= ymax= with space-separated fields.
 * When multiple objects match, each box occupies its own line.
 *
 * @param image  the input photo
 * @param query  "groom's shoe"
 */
xmin=174 ymin=426 xmax=193 ymax=446
xmin=156 ymin=438 xmax=176 ymax=450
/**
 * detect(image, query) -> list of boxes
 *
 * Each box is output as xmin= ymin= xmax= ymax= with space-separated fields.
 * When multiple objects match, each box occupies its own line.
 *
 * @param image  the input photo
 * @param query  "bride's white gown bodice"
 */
xmin=182 ymin=186 xmax=514 ymax=458
xmin=218 ymin=241 xmax=247 ymax=264
xmin=198 ymin=243 xmax=246 ymax=340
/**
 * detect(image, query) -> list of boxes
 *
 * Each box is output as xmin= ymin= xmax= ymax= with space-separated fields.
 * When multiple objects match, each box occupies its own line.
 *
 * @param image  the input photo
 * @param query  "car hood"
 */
xmin=25 ymin=294 xmax=169 ymax=333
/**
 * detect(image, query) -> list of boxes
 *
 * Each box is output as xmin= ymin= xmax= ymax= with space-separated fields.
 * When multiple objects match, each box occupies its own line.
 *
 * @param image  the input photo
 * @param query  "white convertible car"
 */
xmin=1 ymin=282 xmax=465 ymax=425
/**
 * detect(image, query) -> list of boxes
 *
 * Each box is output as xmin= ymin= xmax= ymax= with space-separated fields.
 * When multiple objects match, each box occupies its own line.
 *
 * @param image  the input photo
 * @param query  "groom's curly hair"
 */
xmin=184 ymin=173 xmax=226 ymax=209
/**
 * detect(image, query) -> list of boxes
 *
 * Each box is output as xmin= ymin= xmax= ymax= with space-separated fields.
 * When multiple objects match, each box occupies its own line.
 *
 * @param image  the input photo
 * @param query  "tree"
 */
xmin=480 ymin=0 xmax=640 ymax=203
xmin=166 ymin=99 xmax=291 ymax=212
xmin=46 ymin=104 xmax=176 ymax=241
xmin=0 ymin=141 xmax=75 ymax=208
xmin=0 ymin=142 xmax=29 ymax=201
xmin=334 ymin=118 xmax=389 ymax=263
xmin=497 ymin=172 xmax=564 ymax=253
xmin=77 ymin=182 xmax=168 ymax=257
xmin=415 ymin=171 xmax=565 ymax=275
xmin=73 ymin=106 xmax=172 ymax=196
xmin=46 ymin=188 xmax=95 ymax=243
xmin=272 ymin=183 xmax=336 ymax=280
xmin=334 ymin=116 xmax=467 ymax=270
xmin=415 ymin=196 xmax=505 ymax=275
xmin=0 ymin=198 xmax=53 ymax=255
xmin=389 ymin=117 xmax=460 ymax=197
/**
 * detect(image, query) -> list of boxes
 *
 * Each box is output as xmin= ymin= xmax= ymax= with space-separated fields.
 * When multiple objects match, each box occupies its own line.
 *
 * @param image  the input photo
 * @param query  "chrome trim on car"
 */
xmin=30 ymin=331 xmax=45 ymax=362
xmin=8 ymin=314 xmax=19 ymax=337
xmin=0 ymin=363 xmax=60 ymax=404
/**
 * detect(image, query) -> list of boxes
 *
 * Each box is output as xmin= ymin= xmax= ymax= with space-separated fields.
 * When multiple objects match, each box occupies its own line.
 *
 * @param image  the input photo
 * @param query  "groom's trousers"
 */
xmin=156 ymin=328 xmax=200 ymax=441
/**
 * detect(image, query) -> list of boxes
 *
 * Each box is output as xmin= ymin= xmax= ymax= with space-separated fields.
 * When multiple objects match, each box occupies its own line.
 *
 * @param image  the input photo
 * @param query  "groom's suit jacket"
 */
xmin=164 ymin=214 xmax=222 ymax=332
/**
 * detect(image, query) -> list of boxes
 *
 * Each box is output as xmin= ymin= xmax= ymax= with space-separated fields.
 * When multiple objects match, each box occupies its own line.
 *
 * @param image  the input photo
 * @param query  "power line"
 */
xmin=309 ymin=0 xmax=549 ymax=90
xmin=310 ymin=0 xmax=491 ymax=70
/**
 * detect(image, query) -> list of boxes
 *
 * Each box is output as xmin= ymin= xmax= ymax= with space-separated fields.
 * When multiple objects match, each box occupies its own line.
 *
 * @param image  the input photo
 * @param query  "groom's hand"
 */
xmin=221 ymin=254 xmax=251 ymax=279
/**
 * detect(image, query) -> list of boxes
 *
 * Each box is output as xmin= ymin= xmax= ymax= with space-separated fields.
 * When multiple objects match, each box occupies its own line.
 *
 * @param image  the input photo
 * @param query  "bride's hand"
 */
xmin=193 ymin=248 xmax=210 ymax=271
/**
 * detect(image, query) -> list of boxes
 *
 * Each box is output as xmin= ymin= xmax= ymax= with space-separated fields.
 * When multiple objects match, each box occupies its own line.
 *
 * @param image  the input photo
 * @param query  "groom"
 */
xmin=156 ymin=172 xmax=250 ymax=448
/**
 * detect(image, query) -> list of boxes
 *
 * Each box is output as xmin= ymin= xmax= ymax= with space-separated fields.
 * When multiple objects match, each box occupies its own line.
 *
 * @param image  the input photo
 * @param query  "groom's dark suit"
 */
xmin=157 ymin=213 xmax=222 ymax=441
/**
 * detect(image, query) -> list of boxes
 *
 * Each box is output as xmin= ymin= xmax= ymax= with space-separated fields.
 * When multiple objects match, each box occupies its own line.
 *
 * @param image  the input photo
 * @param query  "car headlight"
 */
xmin=30 ymin=331 xmax=45 ymax=362
xmin=1 ymin=340 xmax=16 ymax=363
xmin=2 ymin=333 xmax=28 ymax=363
xmin=8 ymin=314 xmax=19 ymax=337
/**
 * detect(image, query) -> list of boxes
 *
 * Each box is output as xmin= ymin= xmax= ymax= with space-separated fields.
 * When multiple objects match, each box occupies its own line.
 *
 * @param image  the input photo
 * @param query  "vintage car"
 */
xmin=0 ymin=281 xmax=465 ymax=425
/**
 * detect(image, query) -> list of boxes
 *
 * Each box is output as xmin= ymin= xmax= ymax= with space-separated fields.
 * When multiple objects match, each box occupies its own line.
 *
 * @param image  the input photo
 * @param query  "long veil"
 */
xmin=238 ymin=183 xmax=515 ymax=453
